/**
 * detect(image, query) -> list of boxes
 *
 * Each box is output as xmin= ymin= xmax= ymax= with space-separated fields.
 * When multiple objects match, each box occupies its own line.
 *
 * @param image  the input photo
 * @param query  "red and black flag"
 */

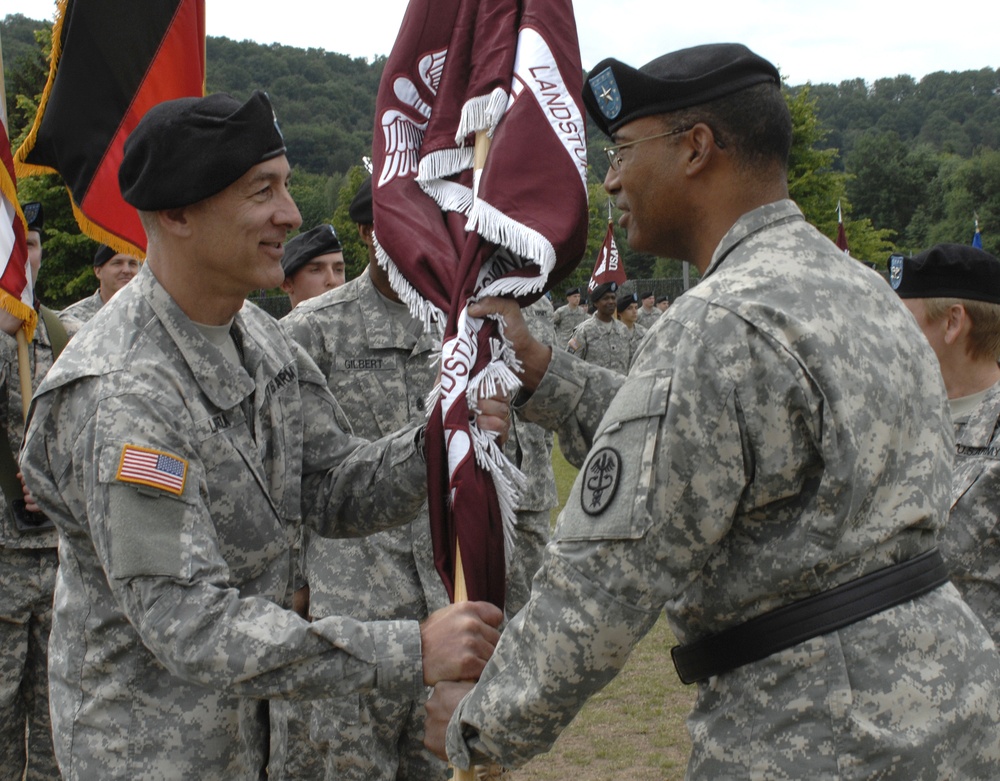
xmin=15 ymin=0 xmax=205 ymax=256
xmin=373 ymin=0 xmax=588 ymax=609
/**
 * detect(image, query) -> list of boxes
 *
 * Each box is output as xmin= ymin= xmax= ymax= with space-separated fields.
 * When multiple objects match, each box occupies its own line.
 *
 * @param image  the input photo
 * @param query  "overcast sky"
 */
xmin=6 ymin=0 xmax=998 ymax=86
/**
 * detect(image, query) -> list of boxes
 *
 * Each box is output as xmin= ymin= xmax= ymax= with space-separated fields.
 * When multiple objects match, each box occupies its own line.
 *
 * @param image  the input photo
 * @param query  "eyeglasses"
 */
xmin=603 ymin=126 xmax=693 ymax=171
xmin=603 ymin=125 xmax=726 ymax=171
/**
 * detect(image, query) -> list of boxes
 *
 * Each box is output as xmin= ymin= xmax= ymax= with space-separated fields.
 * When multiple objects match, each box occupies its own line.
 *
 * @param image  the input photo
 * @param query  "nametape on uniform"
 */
xmin=116 ymin=445 xmax=188 ymax=495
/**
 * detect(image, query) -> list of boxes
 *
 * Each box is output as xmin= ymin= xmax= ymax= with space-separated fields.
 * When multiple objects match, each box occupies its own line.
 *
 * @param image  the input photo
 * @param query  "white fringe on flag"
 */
xmin=417 ymin=146 xmax=475 ymax=183
xmin=456 ymin=87 xmax=510 ymax=142
xmin=417 ymin=177 xmax=474 ymax=218
xmin=467 ymin=197 xmax=556 ymax=276
xmin=373 ymin=234 xmax=445 ymax=335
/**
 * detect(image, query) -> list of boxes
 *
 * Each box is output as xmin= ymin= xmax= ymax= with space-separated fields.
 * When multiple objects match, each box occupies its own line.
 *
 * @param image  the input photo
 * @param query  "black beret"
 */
xmin=120 ymin=91 xmax=286 ymax=210
xmin=583 ymin=43 xmax=780 ymax=137
xmin=349 ymin=177 xmax=373 ymax=224
xmin=617 ymin=292 xmax=638 ymax=313
xmin=640 ymin=290 xmax=653 ymax=299
xmin=95 ymin=244 xmax=123 ymax=267
xmin=282 ymin=224 xmax=342 ymax=277
xmin=890 ymin=244 xmax=1000 ymax=304
xmin=656 ymin=295 xmax=670 ymax=304
xmin=22 ymin=201 xmax=43 ymax=233
xmin=565 ymin=286 xmax=580 ymax=297
xmin=590 ymin=280 xmax=619 ymax=301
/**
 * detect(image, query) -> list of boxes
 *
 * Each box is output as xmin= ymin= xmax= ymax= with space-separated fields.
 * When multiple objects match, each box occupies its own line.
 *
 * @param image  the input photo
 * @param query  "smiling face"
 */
xmin=183 ymin=155 xmax=302 ymax=299
xmin=594 ymin=290 xmax=618 ymax=320
xmin=95 ymin=254 xmax=141 ymax=300
xmin=603 ymin=115 xmax=692 ymax=260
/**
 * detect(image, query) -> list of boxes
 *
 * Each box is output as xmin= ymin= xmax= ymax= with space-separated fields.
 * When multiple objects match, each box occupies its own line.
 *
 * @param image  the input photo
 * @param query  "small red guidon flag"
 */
xmin=117 ymin=445 xmax=188 ymax=495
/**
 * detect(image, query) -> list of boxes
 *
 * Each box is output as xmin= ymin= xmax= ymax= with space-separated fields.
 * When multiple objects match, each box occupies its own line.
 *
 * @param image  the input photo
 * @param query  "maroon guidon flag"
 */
xmin=15 ymin=0 xmax=205 ymax=256
xmin=587 ymin=219 xmax=626 ymax=295
xmin=373 ymin=0 xmax=588 ymax=609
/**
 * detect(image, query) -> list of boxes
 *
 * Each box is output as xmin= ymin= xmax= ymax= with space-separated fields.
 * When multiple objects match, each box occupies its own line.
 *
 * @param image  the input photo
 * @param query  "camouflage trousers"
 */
xmin=269 ymin=692 xmax=447 ymax=780
xmin=0 ymin=546 xmax=59 ymax=781
xmin=504 ymin=508 xmax=551 ymax=617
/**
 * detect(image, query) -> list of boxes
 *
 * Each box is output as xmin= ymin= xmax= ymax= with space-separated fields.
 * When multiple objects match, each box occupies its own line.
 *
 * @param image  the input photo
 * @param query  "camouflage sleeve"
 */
xmin=295 ymin=341 xmax=427 ymax=539
xmin=566 ymin=321 xmax=588 ymax=358
xmin=446 ymin=324 xmax=749 ymax=769
xmin=20 ymin=381 xmax=426 ymax=703
xmin=514 ymin=348 xmax=624 ymax=467
xmin=281 ymin=308 xmax=335 ymax=383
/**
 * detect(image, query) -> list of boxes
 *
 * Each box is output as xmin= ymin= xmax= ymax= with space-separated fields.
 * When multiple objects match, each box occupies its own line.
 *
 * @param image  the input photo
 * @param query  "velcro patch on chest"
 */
xmin=116 ymin=445 xmax=188 ymax=496
xmin=580 ymin=446 xmax=622 ymax=515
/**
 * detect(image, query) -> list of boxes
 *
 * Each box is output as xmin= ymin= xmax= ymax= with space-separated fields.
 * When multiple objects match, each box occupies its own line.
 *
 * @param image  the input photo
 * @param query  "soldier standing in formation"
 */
xmin=567 ymin=280 xmax=631 ymax=374
xmin=552 ymin=286 xmax=586 ymax=347
xmin=60 ymin=244 xmax=141 ymax=323
xmin=893 ymin=243 xmax=1000 ymax=643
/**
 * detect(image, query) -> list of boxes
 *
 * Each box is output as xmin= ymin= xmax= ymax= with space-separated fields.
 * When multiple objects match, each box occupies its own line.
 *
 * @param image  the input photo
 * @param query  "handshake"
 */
xmin=419 ymin=600 xmax=503 ymax=761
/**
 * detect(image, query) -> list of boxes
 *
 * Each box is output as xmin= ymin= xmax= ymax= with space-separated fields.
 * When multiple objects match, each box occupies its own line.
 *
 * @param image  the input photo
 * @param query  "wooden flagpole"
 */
xmin=450 ymin=128 xmax=494 ymax=781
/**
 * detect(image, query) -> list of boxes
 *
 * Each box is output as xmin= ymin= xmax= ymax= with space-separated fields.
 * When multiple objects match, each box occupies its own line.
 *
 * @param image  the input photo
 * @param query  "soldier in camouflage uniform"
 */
xmin=60 ymin=244 xmax=141 ymax=323
xmin=15 ymin=92 xmax=503 ymax=781
xmin=636 ymin=290 xmax=659 ymax=329
xmin=893 ymin=243 xmax=1000 ymax=643
xmin=0 ymin=202 xmax=80 ymax=781
xmin=567 ymin=280 xmax=631 ymax=374
xmin=616 ymin=291 xmax=647 ymax=365
xmin=426 ymin=45 xmax=1000 ymax=779
xmin=552 ymin=286 xmax=586 ymax=347
xmin=271 ymin=179 xmax=556 ymax=780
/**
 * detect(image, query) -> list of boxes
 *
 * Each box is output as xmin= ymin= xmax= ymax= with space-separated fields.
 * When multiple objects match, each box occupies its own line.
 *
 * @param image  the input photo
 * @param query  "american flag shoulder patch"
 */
xmin=116 ymin=445 xmax=188 ymax=496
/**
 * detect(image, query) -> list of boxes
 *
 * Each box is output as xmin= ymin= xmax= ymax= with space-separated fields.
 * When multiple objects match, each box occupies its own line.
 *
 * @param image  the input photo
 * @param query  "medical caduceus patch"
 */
xmin=581 ymin=447 xmax=622 ymax=515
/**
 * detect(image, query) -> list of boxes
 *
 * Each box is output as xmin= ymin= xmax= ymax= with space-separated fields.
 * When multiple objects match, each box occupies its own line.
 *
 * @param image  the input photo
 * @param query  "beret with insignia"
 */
xmin=565 ymin=286 xmax=580 ymax=297
xmin=22 ymin=201 xmax=43 ymax=234
xmin=282 ymin=224 xmax=342 ymax=277
xmin=892 ymin=243 xmax=1000 ymax=304
xmin=583 ymin=43 xmax=780 ymax=137
xmin=120 ymin=91 xmax=286 ymax=210
xmin=590 ymin=280 xmax=619 ymax=302
xmin=617 ymin=292 xmax=638 ymax=313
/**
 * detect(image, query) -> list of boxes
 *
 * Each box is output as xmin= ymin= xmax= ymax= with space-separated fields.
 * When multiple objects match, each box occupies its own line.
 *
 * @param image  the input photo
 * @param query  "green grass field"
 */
xmin=504 ymin=441 xmax=694 ymax=780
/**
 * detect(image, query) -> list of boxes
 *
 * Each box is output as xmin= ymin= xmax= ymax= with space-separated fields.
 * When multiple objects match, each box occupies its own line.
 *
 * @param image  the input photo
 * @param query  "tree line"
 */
xmin=2 ymin=13 xmax=997 ymax=307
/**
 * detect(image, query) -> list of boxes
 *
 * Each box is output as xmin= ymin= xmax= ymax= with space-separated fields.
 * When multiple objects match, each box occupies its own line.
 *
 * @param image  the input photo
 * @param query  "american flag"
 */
xmin=117 ymin=445 xmax=187 ymax=495
xmin=0 ymin=119 xmax=36 ymax=339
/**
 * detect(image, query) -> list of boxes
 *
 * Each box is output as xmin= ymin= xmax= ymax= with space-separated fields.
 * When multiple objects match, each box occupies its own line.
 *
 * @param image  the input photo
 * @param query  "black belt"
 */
xmin=670 ymin=548 xmax=949 ymax=685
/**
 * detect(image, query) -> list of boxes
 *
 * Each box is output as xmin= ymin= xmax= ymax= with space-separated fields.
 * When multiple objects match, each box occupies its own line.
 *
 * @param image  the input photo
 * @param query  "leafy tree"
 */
xmin=786 ymin=86 xmax=894 ymax=266
xmin=924 ymin=148 xmax=1000 ymax=256
xmin=330 ymin=166 xmax=370 ymax=282
xmin=845 ymin=131 xmax=939 ymax=239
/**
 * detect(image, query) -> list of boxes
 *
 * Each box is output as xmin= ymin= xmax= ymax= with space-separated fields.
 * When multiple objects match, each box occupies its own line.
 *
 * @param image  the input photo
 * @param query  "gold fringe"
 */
xmin=13 ymin=0 xmax=70 ymax=176
xmin=0 ymin=290 xmax=37 ymax=343
xmin=14 ymin=0 xmax=146 ymax=259
xmin=68 ymin=197 xmax=145 ymax=259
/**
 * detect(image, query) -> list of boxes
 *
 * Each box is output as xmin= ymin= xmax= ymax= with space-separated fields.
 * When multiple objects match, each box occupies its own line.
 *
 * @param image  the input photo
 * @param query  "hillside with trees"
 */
xmin=3 ymin=12 xmax=998 ymax=306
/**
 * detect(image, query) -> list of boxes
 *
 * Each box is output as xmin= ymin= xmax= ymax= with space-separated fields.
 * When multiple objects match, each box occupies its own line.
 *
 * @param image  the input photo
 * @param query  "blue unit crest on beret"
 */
xmin=581 ymin=446 xmax=622 ymax=515
xmin=889 ymin=254 xmax=905 ymax=289
xmin=589 ymin=67 xmax=622 ymax=121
